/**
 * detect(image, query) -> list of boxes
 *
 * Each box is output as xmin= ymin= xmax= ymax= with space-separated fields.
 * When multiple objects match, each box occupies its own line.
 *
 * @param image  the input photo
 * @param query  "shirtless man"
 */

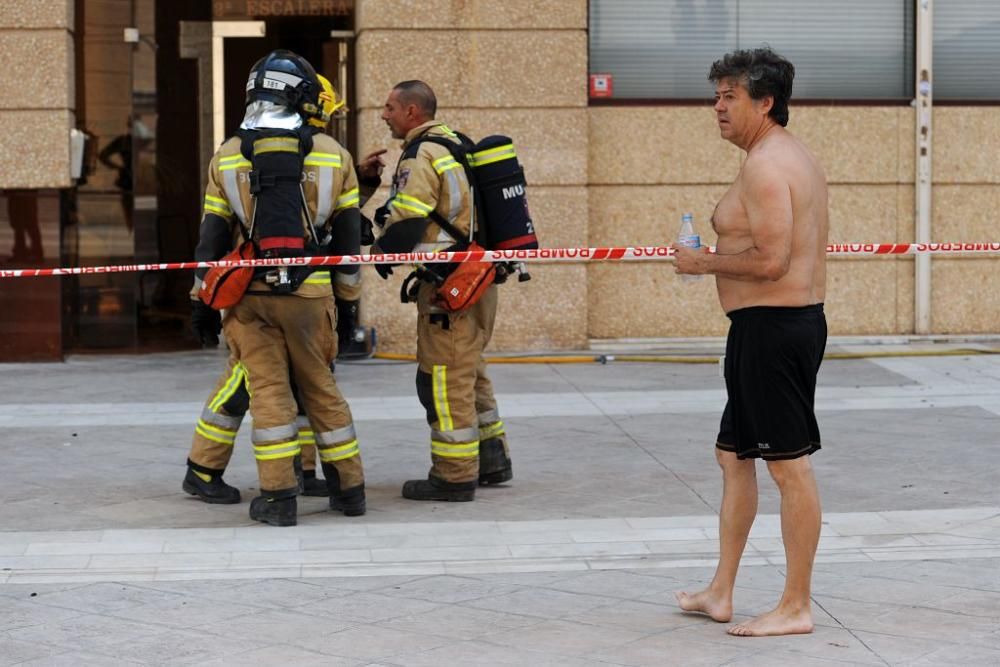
xmin=673 ymin=48 xmax=829 ymax=637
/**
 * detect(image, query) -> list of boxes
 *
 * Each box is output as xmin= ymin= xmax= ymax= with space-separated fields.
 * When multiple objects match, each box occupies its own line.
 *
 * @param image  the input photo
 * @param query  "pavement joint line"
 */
xmin=4 ymin=368 xmax=1000 ymax=427
xmin=1 ymin=507 xmax=997 ymax=586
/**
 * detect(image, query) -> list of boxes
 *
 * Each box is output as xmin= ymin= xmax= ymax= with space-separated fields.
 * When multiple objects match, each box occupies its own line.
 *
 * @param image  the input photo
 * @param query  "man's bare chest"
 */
xmin=711 ymin=183 xmax=748 ymax=237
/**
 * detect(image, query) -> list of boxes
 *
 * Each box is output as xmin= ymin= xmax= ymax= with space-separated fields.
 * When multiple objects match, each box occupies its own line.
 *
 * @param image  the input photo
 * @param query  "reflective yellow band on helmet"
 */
xmin=479 ymin=420 xmax=506 ymax=440
xmin=254 ymin=137 xmax=300 ymax=154
xmin=303 ymin=272 xmax=331 ymax=285
xmin=392 ymin=193 xmax=434 ymax=216
xmin=318 ymin=439 xmax=360 ymax=462
xmin=253 ymin=441 xmax=301 ymax=461
xmin=432 ymin=364 xmax=453 ymax=431
xmin=208 ymin=363 xmax=247 ymax=412
xmin=304 ymin=152 xmax=343 ymax=167
xmin=470 ymin=144 xmax=516 ymax=167
xmin=431 ymin=440 xmax=480 ymax=458
xmin=195 ymin=420 xmax=237 ymax=445
xmin=335 ymin=187 xmax=360 ymax=210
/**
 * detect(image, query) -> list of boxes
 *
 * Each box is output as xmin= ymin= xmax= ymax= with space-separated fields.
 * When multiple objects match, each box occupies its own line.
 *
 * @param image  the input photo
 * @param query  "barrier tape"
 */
xmin=2 ymin=243 xmax=999 ymax=279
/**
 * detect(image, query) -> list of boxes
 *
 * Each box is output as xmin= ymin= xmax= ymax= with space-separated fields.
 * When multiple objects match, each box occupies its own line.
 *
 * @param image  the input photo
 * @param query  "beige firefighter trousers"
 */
xmin=188 ymin=355 xmax=323 ymax=474
xmin=416 ymin=281 xmax=507 ymax=484
xmin=223 ymin=292 xmax=363 ymax=492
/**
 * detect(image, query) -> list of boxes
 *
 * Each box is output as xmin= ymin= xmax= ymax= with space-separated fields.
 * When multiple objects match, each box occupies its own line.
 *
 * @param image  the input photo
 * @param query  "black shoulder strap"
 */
xmin=407 ymin=132 xmax=487 ymax=247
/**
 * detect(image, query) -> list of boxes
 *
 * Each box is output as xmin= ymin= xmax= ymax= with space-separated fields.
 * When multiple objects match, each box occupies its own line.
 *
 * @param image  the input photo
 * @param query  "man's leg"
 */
xmin=183 ymin=356 xmax=248 ymax=504
xmin=225 ymin=297 xmax=301 ymax=527
xmin=406 ymin=284 xmax=480 ymax=501
xmin=285 ymin=298 xmax=365 ymax=515
xmin=676 ymin=448 xmax=757 ymax=622
xmin=728 ymin=456 xmax=819 ymax=637
xmin=471 ymin=286 xmax=511 ymax=485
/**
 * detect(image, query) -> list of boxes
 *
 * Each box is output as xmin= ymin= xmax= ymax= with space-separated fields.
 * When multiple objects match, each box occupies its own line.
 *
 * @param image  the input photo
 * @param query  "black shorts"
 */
xmin=716 ymin=303 xmax=827 ymax=461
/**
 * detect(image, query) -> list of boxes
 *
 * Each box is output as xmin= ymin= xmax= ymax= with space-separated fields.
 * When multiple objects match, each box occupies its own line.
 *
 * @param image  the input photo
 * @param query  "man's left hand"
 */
xmin=358 ymin=149 xmax=388 ymax=181
xmin=673 ymin=245 xmax=711 ymax=275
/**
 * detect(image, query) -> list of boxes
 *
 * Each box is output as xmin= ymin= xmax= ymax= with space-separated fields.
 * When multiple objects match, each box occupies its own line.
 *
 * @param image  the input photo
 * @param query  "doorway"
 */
xmin=64 ymin=0 xmax=355 ymax=353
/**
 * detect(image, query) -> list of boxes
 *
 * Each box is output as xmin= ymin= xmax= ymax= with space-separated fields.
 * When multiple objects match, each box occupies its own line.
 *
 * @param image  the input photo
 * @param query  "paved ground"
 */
xmin=1 ymin=342 xmax=999 ymax=665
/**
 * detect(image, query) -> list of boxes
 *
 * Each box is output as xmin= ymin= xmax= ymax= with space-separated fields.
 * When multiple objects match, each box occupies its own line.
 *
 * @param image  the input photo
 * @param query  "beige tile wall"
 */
xmin=0 ymin=0 xmax=74 ymax=189
xmin=588 ymin=106 xmax=947 ymax=340
xmin=356 ymin=0 xmax=588 ymax=352
xmin=0 ymin=0 xmax=72 ymax=28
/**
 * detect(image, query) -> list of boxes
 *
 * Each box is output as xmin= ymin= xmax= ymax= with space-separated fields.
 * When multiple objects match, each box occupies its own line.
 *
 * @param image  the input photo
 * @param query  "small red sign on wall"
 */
xmin=589 ymin=73 xmax=613 ymax=98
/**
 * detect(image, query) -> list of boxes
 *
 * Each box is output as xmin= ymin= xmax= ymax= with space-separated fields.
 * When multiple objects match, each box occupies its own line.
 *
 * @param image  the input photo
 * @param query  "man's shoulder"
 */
xmin=213 ymin=136 xmax=244 ymax=159
xmin=310 ymin=132 xmax=347 ymax=155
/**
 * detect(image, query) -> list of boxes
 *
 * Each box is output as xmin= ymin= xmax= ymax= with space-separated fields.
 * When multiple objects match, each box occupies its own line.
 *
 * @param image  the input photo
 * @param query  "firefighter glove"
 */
xmin=360 ymin=214 xmax=375 ymax=247
xmin=370 ymin=243 xmax=394 ymax=279
xmin=191 ymin=299 xmax=222 ymax=347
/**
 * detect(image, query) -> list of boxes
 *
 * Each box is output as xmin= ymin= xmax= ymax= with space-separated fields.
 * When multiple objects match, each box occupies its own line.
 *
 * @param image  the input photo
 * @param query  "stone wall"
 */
xmin=354 ymin=0 xmax=589 ymax=352
xmin=0 ymin=0 xmax=75 ymax=189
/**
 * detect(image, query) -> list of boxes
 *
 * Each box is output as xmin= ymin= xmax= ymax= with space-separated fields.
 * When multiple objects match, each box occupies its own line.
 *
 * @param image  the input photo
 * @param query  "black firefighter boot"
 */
xmin=301 ymin=469 xmax=330 ymax=497
xmin=402 ymin=475 xmax=476 ymax=502
xmin=478 ymin=438 xmax=513 ymax=486
xmin=322 ymin=463 xmax=366 ymax=516
xmin=249 ymin=488 xmax=298 ymax=527
xmin=183 ymin=459 xmax=241 ymax=504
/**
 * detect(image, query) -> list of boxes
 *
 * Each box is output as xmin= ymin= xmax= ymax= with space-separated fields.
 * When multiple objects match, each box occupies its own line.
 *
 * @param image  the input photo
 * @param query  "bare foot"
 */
xmin=674 ymin=589 xmax=732 ymax=622
xmin=727 ymin=606 xmax=813 ymax=637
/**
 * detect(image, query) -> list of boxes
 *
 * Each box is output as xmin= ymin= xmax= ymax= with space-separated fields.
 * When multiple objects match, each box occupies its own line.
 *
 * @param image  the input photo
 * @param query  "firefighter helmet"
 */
xmin=307 ymin=74 xmax=348 ymax=128
xmin=245 ymin=49 xmax=321 ymax=119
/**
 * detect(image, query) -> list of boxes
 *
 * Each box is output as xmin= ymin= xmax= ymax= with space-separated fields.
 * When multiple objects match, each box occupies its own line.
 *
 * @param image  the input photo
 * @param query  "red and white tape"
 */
xmin=1 ymin=243 xmax=999 ymax=279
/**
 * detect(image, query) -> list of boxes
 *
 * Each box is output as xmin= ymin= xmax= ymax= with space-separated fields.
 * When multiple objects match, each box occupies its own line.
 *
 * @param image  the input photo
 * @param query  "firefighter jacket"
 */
xmin=374 ymin=120 xmax=474 ymax=254
xmin=192 ymin=131 xmax=364 ymax=301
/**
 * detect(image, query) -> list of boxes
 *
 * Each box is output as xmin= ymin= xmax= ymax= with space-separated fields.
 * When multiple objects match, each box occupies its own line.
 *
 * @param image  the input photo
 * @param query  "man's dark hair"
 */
xmin=393 ymin=80 xmax=437 ymax=118
xmin=708 ymin=48 xmax=794 ymax=127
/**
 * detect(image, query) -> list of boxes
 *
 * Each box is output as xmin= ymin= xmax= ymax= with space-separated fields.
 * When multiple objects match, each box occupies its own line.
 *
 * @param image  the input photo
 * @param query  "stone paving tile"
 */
xmin=848 ymin=630 xmax=959 ymax=665
xmin=82 ymin=628 xmax=273 ymax=666
xmin=209 ymin=577 xmax=358 ymax=609
xmin=533 ymin=569 xmax=680 ymax=601
xmin=379 ymin=639 xmax=625 ymax=667
xmin=463 ymin=587 xmax=619 ymax=619
xmin=286 ymin=574 xmax=426 ymax=592
xmin=376 ymin=603 xmax=543 ymax=640
xmin=487 ymin=618 xmax=650 ymax=657
xmin=14 ymin=651 xmax=147 ymax=666
xmin=198 ymin=607 xmax=355 ymax=653
xmin=27 ymin=581 xmax=185 ymax=614
xmin=290 ymin=591 xmax=442 ymax=624
xmin=303 ymin=624 xmax=453 ymax=661
xmin=198 ymin=645 xmax=361 ymax=667
xmin=907 ymin=643 xmax=1000 ymax=666
xmin=6 ymin=611 xmax=170 ymax=653
xmin=0 ymin=637 xmax=61 ymax=667
xmin=586 ymin=632 xmax=765 ymax=666
xmin=100 ymin=594 xmax=261 ymax=630
xmin=372 ymin=573 xmax=523 ymax=604
xmin=0 ymin=597 xmax=83 ymax=632
xmin=563 ymin=598 xmax=706 ymax=635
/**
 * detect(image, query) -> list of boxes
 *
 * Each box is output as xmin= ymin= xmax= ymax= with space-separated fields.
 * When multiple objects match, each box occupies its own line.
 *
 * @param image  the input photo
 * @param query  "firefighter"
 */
xmin=187 ymin=53 xmax=366 ymax=526
xmin=184 ymin=75 xmax=373 ymax=503
xmin=370 ymin=80 xmax=512 ymax=502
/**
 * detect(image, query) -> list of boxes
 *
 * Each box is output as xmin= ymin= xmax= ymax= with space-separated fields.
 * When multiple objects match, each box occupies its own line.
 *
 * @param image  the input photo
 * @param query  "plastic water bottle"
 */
xmin=677 ymin=212 xmax=701 ymax=283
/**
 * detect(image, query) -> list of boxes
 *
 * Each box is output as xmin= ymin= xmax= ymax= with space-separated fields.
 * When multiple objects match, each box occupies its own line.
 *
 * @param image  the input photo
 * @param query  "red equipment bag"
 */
xmin=198 ymin=241 xmax=256 ymax=310
xmin=435 ymin=242 xmax=496 ymax=312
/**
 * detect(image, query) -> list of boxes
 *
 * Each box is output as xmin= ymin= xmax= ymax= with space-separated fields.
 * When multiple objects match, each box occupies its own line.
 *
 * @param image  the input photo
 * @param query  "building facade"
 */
xmin=1 ymin=0 xmax=997 ymax=360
